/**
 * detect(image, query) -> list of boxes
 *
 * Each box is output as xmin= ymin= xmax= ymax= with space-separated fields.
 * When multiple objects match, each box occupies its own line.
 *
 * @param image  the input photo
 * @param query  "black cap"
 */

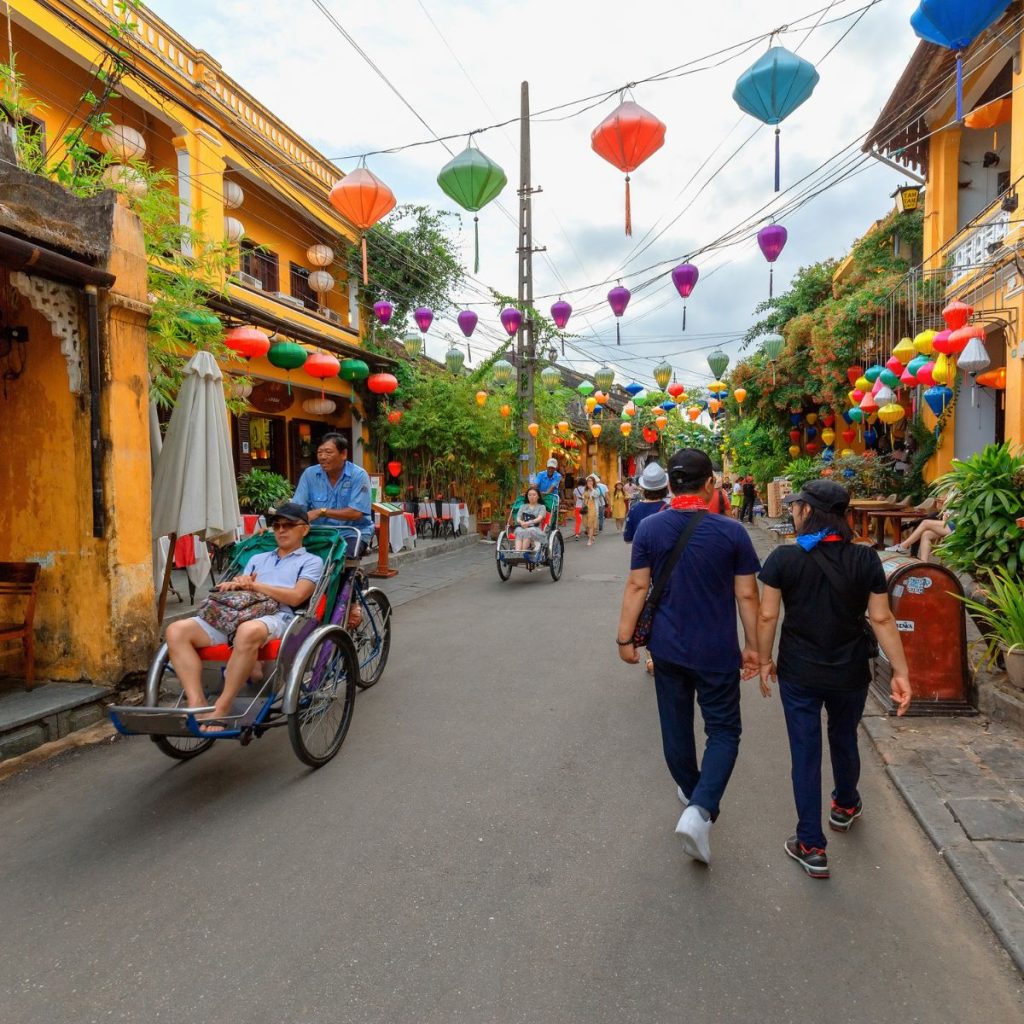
xmin=784 ymin=479 xmax=850 ymax=514
xmin=267 ymin=501 xmax=310 ymax=524
xmin=666 ymin=448 xmax=714 ymax=488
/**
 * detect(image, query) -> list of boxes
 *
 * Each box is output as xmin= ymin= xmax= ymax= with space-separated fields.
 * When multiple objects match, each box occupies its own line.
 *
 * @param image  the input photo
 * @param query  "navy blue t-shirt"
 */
xmin=631 ymin=510 xmax=761 ymax=672
xmin=623 ymin=499 xmax=666 ymax=542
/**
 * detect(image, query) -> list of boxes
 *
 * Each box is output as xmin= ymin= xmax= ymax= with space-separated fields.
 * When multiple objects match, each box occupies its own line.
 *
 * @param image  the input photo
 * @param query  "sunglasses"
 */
xmin=270 ymin=520 xmax=302 ymax=530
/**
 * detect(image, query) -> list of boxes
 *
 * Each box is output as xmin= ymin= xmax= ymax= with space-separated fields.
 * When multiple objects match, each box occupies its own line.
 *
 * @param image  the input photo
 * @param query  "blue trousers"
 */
xmin=651 ymin=659 xmax=742 ymax=820
xmin=779 ymin=681 xmax=868 ymax=849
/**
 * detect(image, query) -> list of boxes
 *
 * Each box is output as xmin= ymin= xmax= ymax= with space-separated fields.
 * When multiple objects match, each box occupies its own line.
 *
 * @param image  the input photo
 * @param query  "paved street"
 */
xmin=2 ymin=528 xmax=1022 ymax=1023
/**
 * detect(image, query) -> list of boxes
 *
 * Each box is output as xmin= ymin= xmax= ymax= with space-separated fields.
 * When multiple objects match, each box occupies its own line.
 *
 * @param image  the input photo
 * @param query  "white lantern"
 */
xmin=100 ymin=124 xmax=146 ymax=162
xmin=223 ymin=180 xmax=244 ymax=210
xmin=102 ymin=164 xmax=147 ymax=198
xmin=873 ymin=385 xmax=896 ymax=406
xmin=306 ymin=244 xmax=334 ymax=267
xmin=230 ymin=378 xmax=253 ymax=399
xmin=302 ymin=397 xmax=337 ymax=416
xmin=957 ymin=336 xmax=991 ymax=375
xmin=224 ymin=216 xmax=246 ymax=244
xmin=307 ymin=270 xmax=335 ymax=295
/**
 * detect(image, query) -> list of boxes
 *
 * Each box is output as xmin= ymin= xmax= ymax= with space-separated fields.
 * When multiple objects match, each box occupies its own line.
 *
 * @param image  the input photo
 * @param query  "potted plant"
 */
xmin=236 ymin=468 xmax=293 ymax=517
xmin=958 ymin=566 xmax=1024 ymax=690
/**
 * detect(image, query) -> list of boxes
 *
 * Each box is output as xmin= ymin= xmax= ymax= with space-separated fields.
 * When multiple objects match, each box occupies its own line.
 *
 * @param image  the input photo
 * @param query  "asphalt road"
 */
xmin=2 ymin=528 xmax=1022 ymax=1023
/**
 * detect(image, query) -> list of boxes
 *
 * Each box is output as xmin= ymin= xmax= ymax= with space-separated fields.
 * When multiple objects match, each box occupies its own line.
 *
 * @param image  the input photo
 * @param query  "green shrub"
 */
xmin=237 ymin=469 xmax=293 ymax=515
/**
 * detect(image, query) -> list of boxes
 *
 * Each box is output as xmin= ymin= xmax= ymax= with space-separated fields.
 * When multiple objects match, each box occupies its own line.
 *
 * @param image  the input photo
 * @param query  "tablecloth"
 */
xmin=375 ymin=511 xmax=416 ymax=553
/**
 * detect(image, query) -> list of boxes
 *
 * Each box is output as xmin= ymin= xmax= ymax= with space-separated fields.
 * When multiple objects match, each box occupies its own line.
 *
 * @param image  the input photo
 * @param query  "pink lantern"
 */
xmin=607 ymin=284 xmax=631 ymax=345
xmin=670 ymin=263 xmax=699 ymax=330
xmin=413 ymin=307 xmax=433 ymax=334
xmin=757 ymin=224 xmax=788 ymax=298
xmin=932 ymin=330 xmax=955 ymax=355
xmin=457 ymin=310 xmax=478 ymax=337
xmin=373 ymin=300 xmax=393 ymax=324
xmin=500 ymin=307 xmax=522 ymax=337
xmin=550 ymin=299 xmax=572 ymax=329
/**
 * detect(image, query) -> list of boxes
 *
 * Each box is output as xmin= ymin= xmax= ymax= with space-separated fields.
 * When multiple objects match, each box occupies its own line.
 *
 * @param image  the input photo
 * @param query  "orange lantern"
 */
xmin=655 ymin=414 xmax=668 ymax=430
xmin=527 ymin=422 xmax=539 ymax=436
xmin=387 ymin=410 xmax=402 ymax=425
xmin=557 ymin=420 xmax=570 ymax=433
xmin=708 ymin=398 xmax=722 ymax=415
xmin=475 ymin=390 xmax=487 ymax=406
xmin=500 ymin=404 xmax=511 ymax=418
xmin=620 ymin=422 xmax=632 ymax=437
xmin=623 ymin=401 xmax=637 ymax=418
xmin=590 ymin=423 xmax=602 ymax=438
xmin=594 ymin=390 xmax=609 ymax=405
xmin=328 ymin=165 xmax=397 ymax=284
xmin=734 ymin=387 xmax=747 ymax=405
xmin=687 ymin=406 xmax=701 ymax=421
xmin=964 ymin=97 xmax=1012 ymax=131
xmin=976 ymin=367 xmax=1007 ymax=389
xmin=367 ymin=373 xmax=398 ymax=395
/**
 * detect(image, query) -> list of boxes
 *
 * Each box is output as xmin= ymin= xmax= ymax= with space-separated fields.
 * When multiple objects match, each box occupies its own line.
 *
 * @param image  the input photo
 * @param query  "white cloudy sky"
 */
xmin=148 ymin=0 xmax=923 ymax=389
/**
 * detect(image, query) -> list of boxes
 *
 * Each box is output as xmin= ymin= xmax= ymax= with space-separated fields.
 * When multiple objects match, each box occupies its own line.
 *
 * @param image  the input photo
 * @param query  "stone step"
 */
xmin=0 ymin=682 xmax=111 ymax=761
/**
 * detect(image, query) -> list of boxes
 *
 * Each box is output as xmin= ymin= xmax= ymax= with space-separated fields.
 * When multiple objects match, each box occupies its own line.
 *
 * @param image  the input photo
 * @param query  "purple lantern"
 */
xmin=373 ymin=300 xmax=393 ymax=324
xmin=413 ymin=306 xmax=434 ymax=334
xmin=550 ymin=299 xmax=572 ymax=330
xmin=756 ymin=224 xmax=788 ymax=298
xmin=607 ymin=284 xmax=631 ymax=345
xmin=457 ymin=309 xmax=478 ymax=338
xmin=500 ymin=307 xmax=523 ymax=337
xmin=670 ymin=263 xmax=699 ymax=331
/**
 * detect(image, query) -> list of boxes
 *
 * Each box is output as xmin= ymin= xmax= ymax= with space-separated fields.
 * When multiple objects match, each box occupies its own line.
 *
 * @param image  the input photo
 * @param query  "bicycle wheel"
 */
xmin=287 ymin=626 xmax=357 ymax=767
xmin=353 ymin=587 xmax=392 ymax=689
xmin=147 ymin=651 xmax=215 ymax=761
xmin=496 ymin=532 xmax=512 ymax=581
xmin=548 ymin=532 xmax=564 ymax=582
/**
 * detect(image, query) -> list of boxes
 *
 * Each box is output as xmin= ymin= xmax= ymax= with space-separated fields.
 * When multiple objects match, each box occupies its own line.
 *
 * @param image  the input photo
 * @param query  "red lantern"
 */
xmin=304 ymin=351 xmax=340 ymax=398
xmin=387 ymin=461 xmax=402 ymax=477
xmin=846 ymin=364 xmax=864 ymax=386
xmin=590 ymin=100 xmax=667 ymax=236
xmin=667 ymin=381 xmax=685 ymax=399
xmin=941 ymin=301 xmax=973 ymax=332
xmin=387 ymin=410 xmax=402 ymax=425
xmin=789 ymin=429 xmax=801 ymax=443
xmin=948 ymin=324 xmax=984 ymax=355
xmin=885 ymin=356 xmax=904 ymax=375
xmin=822 ymin=414 xmax=835 ymax=428
xmin=328 ymin=165 xmax=397 ymax=284
xmin=225 ymin=325 xmax=270 ymax=360
xmin=842 ymin=428 xmax=856 ymax=444
xmin=642 ymin=425 xmax=659 ymax=444
xmin=805 ymin=441 xmax=819 ymax=455
xmin=367 ymin=373 xmax=398 ymax=395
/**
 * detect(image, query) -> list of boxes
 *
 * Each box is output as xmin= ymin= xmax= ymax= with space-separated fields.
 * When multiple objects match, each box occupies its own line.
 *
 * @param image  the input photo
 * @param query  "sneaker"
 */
xmin=677 ymin=785 xmax=689 ymax=808
xmin=885 ymin=544 xmax=907 ymax=553
xmin=829 ymin=798 xmax=863 ymax=832
xmin=675 ymin=805 xmax=711 ymax=864
xmin=784 ymin=835 xmax=830 ymax=879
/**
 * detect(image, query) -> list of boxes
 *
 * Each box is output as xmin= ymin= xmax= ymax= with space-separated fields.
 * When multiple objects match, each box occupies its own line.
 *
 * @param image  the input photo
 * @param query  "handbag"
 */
xmin=805 ymin=546 xmax=879 ymax=659
xmin=197 ymin=589 xmax=281 ymax=642
xmin=632 ymin=511 xmax=707 ymax=648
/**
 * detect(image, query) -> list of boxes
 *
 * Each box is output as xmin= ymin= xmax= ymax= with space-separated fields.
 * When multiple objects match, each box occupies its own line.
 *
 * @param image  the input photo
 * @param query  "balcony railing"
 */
xmin=950 ymin=204 xmax=1011 ymax=283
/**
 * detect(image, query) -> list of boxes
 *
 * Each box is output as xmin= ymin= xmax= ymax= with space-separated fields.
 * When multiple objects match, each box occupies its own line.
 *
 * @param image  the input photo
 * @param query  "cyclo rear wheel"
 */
xmin=496 ymin=531 xmax=512 ymax=581
xmin=147 ymin=647 xmax=215 ymax=761
xmin=286 ymin=626 xmax=358 ymax=768
xmin=353 ymin=586 xmax=392 ymax=689
xmin=548 ymin=532 xmax=564 ymax=582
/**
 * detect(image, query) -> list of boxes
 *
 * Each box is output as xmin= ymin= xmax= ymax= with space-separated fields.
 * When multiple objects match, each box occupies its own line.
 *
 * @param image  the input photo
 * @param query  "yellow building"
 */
xmin=867 ymin=11 xmax=1024 ymax=478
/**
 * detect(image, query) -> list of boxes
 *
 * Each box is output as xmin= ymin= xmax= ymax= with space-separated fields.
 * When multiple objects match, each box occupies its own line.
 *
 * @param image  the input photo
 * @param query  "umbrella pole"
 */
xmin=157 ymin=532 xmax=177 ymax=623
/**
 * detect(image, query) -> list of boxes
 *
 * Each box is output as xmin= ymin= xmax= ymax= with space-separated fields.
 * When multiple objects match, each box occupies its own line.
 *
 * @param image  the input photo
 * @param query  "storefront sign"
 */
xmin=248 ymin=381 xmax=295 ymax=413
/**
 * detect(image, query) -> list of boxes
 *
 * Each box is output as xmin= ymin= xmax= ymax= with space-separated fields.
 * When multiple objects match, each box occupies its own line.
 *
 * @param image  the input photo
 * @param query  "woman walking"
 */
xmin=611 ymin=481 xmax=628 ymax=531
xmin=582 ymin=475 xmax=604 ymax=546
xmin=756 ymin=479 xmax=912 ymax=880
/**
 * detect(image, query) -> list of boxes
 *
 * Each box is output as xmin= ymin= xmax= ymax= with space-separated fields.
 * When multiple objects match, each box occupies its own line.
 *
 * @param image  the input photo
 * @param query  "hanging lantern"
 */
xmin=367 ymin=372 xmax=399 ymax=395
xmin=230 ymin=377 xmax=253 ymax=400
xmin=624 ymin=382 xmax=644 ymax=398
xmin=948 ymin=324 xmax=984 ymax=355
xmin=789 ymin=445 xmax=801 ymax=459
xmin=339 ymin=358 xmax=370 ymax=382
xmin=550 ymin=299 xmax=572 ymax=329
xmin=914 ymin=329 xmax=938 ymax=355
xmin=707 ymin=380 xmax=727 ymax=396
xmin=661 ymin=400 xmax=677 ymax=412
xmin=302 ymin=397 xmax=337 ymax=416
xmin=307 ymin=244 xmax=334 ymax=267
xmin=859 ymin=392 xmax=879 ymax=414
xmin=457 ymin=310 xmax=478 ymax=337
xmin=590 ymin=99 xmax=667 ymax=235
xmin=900 ymin=368 xmax=919 ymax=387
xmin=671 ymin=263 xmax=699 ymax=330
xmin=790 ymin=429 xmax=802 ymax=443
xmin=594 ymin=366 xmax=615 ymax=392
xmin=499 ymin=404 xmax=511 ymax=419
xmin=224 ymin=326 xmax=270 ymax=360
xmin=475 ymin=390 xmax=488 ymax=407
xmin=307 ymin=271 xmax=335 ymax=304
xmin=527 ymin=422 xmax=539 ymax=437
xmin=328 ymin=164 xmax=397 ymax=284
xmin=403 ymin=334 xmax=423 ymax=359
xmin=687 ymin=406 xmax=701 ymax=422
xmin=734 ymin=46 xmax=819 ymax=190
xmin=223 ymin=215 xmax=245 ymax=245
xmin=652 ymin=414 xmax=667 ymax=431
xmin=653 ymin=361 xmax=672 ymax=391
xmin=821 ymin=427 xmax=835 ymax=446
xmin=590 ymin=423 xmax=603 ymax=439
xmin=373 ymin=300 xmax=393 ymax=324
xmin=100 ymin=123 xmax=146 ymax=162
xmin=976 ymin=367 xmax=1007 ymax=389
xmin=733 ymin=387 xmax=747 ymax=406
xmin=387 ymin=410 xmax=403 ymax=425
xmin=707 ymin=400 xmax=721 ymax=417
xmin=607 ymin=284 xmax=631 ymax=345
xmin=577 ymin=381 xmax=595 ymax=397
xmin=757 ymin=224 xmax=788 ymax=298
xmin=492 ymin=359 xmax=515 ymax=387
xmin=436 ymin=141 xmax=507 ymax=272
xmin=805 ymin=412 xmax=818 ymax=426
xmin=958 ymin=336 xmax=991 ymax=376
xmin=923 ymin=384 xmax=954 ymax=418
xmin=643 ymin=425 xmax=660 ymax=443
xmin=445 ymin=347 xmax=465 ymax=375
xmin=620 ymin=422 xmax=632 ymax=437
xmin=413 ymin=307 xmax=434 ymax=335
xmin=761 ymin=334 xmax=785 ymax=362
xmin=885 ymin=356 xmax=904 ymax=376
xmin=707 ymin=349 xmax=729 ymax=379
xmin=541 ymin=366 xmax=561 ymax=391
xmin=387 ymin=461 xmax=402 ymax=478
xmin=267 ymin=340 xmax=307 ymax=375
xmin=667 ymin=381 xmax=685 ymax=399
xmin=500 ymin=307 xmax=523 ymax=337
xmin=584 ymin=396 xmax=597 ymax=414
xmin=893 ymin=337 xmax=916 ymax=364
xmin=594 ymin=390 xmax=609 ymax=406
xmin=623 ymin=402 xmax=636 ymax=419
xmin=557 ymin=420 xmax=570 ymax=433
xmin=964 ymin=95 xmax=1013 ymax=130
xmin=916 ymin=360 xmax=937 ymax=387
xmin=942 ymin=300 xmax=974 ymax=331
xmin=879 ymin=368 xmax=901 ymax=389
xmin=223 ymin=180 xmax=245 ymax=212
xmin=911 ymin=2 xmax=1011 ymax=122
xmin=846 ymin=364 xmax=864 ymax=385
xmin=842 ymin=428 xmax=856 ymax=444
xmin=932 ymin=353 xmax=951 ymax=385
xmin=304 ymin=351 xmax=341 ymax=398
xmin=805 ymin=441 xmax=820 ymax=455
xmin=878 ymin=403 xmax=906 ymax=425
xmin=864 ymin=364 xmax=884 ymax=383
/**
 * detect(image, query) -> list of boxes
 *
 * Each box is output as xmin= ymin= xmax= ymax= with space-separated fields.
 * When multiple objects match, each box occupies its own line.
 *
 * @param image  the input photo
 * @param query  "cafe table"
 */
xmin=864 ymin=507 xmax=930 ymax=548
xmin=847 ymin=499 xmax=900 ymax=544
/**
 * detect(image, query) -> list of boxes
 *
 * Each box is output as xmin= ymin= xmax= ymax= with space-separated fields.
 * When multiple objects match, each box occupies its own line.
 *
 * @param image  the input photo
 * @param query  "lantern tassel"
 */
xmin=682 ymin=304 xmax=687 ymax=332
xmin=361 ymin=235 xmax=369 ymax=285
xmin=624 ymin=175 xmax=632 ymax=237
xmin=616 ymin=321 xmax=621 ymax=346
xmin=955 ymin=53 xmax=964 ymax=122
xmin=474 ymin=215 xmax=480 ymax=274
xmin=769 ymin=266 xmax=774 ymax=300
xmin=774 ymin=127 xmax=781 ymax=192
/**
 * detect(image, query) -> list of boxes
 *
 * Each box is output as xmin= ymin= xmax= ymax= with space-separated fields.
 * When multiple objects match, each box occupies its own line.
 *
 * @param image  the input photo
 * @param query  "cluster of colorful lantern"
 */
xmin=786 ymin=408 xmax=837 ymax=459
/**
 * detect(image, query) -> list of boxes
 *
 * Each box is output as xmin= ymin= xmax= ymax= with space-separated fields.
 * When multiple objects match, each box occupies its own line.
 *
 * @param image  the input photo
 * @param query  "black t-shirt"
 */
xmin=758 ymin=541 xmax=887 ymax=691
xmin=742 ymin=482 xmax=757 ymax=502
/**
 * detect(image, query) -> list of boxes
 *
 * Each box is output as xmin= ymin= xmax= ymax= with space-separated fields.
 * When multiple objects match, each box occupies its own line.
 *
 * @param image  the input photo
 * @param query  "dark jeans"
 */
xmin=779 ymin=680 xmax=868 ymax=849
xmin=651 ymin=659 xmax=742 ymax=820
xmin=741 ymin=499 xmax=755 ymax=523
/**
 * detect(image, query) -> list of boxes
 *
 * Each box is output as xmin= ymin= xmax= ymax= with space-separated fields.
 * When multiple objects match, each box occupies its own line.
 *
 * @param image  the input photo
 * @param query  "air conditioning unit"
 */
xmin=269 ymin=291 xmax=305 ymax=311
xmin=320 ymin=308 xmax=342 ymax=325
xmin=231 ymin=271 xmax=262 ymax=290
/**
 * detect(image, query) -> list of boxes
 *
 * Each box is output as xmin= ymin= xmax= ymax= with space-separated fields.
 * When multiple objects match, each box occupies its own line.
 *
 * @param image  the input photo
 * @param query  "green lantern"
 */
xmin=266 ymin=340 xmax=307 ymax=394
xmin=541 ymin=365 xmax=561 ymax=392
xmin=436 ymin=142 xmax=508 ymax=272
xmin=707 ymin=348 xmax=729 ymax=379
xmin=339 ymin=358 xmax=370 ymax=382
xmin=653 ymin=361 xmax=672 ymax=391
xmin=577 ymin=381 xmax=594 ymax=397
xmin=594 ymin=365 xmax=615 ymax=392
xmin=491 ymin=358 xmax=515 ymax=388
xmin=761 ymin=334 xmax=785 ymax=361
xmin=384 ymin=483 xmax=402 ymax=497
xmin=445 ymin=346 xmax=465 ymax=375
xmin=175 ymin=308 xmax=221 ymax=340
xmin=403 ymin=334 xmax=423 ymax=359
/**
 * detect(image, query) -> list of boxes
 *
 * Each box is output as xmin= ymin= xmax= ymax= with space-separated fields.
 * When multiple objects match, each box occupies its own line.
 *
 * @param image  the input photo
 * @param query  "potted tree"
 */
xmin=236 ymin=469 xmax=293 ymax=518
xmin=959 ymin=566 xmax=1024 ymax=691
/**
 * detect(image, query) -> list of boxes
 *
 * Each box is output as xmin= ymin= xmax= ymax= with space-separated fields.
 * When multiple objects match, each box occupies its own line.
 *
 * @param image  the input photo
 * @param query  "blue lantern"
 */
xmin=789 ymin=413 xmax=802 ymax=426
xmin=661 ymin=400 xmax=677 ymax=412
xmin=841 ymin=410 xmax=853 ymax=425
xmin=822 ymin=447 xmax=835 ymax=463
xmin=843 ymin=468 xmax=855 ymax=479
xmin=864 ymin=427 xmax=878 ymax=448
xmin=924 ymin=384 xmax=954 ymax=417
xmin=624 ymin=381 xmax=644 ymax=397
xmin=733 ymin=46 xmax=820 ymax=191
xmin=806 ymin=425 xmax=818 ymax=440
xmin=911 ymin=2 xmax=1011 ymax=121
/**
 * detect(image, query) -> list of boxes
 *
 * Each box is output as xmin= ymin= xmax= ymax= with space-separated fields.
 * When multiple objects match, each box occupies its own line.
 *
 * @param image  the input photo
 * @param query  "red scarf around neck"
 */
xmin=669 ymin=495 xmax=708 ymax=511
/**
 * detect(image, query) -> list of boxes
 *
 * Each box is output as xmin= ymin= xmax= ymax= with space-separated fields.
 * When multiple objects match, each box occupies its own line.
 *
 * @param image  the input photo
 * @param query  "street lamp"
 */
xmin=892 ymin=184 xmax=923 ymax=214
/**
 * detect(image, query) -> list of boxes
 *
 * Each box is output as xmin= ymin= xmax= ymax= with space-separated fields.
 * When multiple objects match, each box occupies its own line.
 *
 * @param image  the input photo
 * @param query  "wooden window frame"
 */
xmin=289 ymin=262 xmax=320 ymax=311
xmin=239 ymin=239 xmax=280 ymax=293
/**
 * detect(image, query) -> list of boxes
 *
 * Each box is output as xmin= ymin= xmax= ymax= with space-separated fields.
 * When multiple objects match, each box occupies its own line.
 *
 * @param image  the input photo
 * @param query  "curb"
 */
xmin=861 ymin=718 xmax=1024 ymax=975
xmin=360 ymin=531 xmax=480 ymax=570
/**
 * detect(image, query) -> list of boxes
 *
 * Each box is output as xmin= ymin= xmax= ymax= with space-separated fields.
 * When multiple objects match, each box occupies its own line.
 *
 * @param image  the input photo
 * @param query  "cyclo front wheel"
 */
xmin=496 ymin=531 xmax=512 ymax=581
xmin=548 ymin=532 xmax=564 ymax=582
xmin=286 ymin=626 xmax=358 ymax=768
xmin=353 ymin=586 xmax=392 ymax=689
xmin=147 ymin=646 xmax=215 ymax=761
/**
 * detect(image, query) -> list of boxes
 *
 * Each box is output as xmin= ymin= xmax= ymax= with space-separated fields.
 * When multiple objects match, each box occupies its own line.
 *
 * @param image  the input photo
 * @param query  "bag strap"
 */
xmin=805 ymin=546 xmax=863 ymax=618
xmin=648 ymin=511 xmax=707 ymax=607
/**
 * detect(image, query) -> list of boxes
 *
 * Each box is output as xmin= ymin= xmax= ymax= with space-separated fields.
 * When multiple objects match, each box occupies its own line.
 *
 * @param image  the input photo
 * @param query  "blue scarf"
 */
xmin=796 ymin=529 xmax=832 ymax=552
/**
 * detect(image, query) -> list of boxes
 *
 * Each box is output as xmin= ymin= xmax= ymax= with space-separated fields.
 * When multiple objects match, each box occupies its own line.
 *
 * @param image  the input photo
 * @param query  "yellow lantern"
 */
xmin=500 ymin=404 xmax=511 ymax=418
xmin=932 ymin=353 xmax=950 ymax=384
xmin=913 ymin=329 xmax=936 ymax=355
xmin=527 ymin=422 xmax=539 ymax=437
xmin=878 ymin=402 xmax=905 ymax=425
xmin=475 ymin=390 xmax=487 ymax=406
xmin=805 ymin=412 xmax=818 ymax=426
xmin=733 ymin=387 xmax=747 ymax=405
xmin=708 ymin=379 xmax=726 ymax=395
xmin=584 ymin=396 xmax=597 ymax=414
xmin=590 ymin=423 xmax=602 ymax=438
xmin=655 ymin=414 xmax=668 ymax=430
xmin=789 ymin=445 xmax=801 ymax=458
xmin=840 ymin=448 xmax=854 ymax=456
xmin=557 ymin=420 xmax=569 ymax=433
xmin=855 ymin=375 xmax=871 ymax=392
xmin=620 ymin=421 xmax=632 ymax=437
xmin=821 ymin=428 xmax=836 ymax=446
xmin=595 ymin=390 xmax=608 ymax=405
xmin=893 ymin=336 xmax=916 ymax=364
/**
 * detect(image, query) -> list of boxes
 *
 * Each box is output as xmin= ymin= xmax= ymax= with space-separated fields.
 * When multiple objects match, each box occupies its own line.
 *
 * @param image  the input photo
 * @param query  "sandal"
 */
xmin=645 ymin=658 xmax=654 ymax=676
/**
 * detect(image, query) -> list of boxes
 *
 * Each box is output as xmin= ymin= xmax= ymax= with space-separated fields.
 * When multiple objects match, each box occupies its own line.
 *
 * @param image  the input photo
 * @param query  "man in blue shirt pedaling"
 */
xmin=292 ymin=432 xmax=374 ymax=556
xmin=535 ymin=458 xmax=562 ymax=498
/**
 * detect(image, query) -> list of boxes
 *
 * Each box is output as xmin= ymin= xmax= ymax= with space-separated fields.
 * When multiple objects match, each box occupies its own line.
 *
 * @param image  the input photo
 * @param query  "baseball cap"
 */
xmin=666 ymin=449 xmax=714 ymax=487
xmin=266 ymin=501 xmax=310 ymax=524
xmin=784 ymin=479 xmax=850 ymax=514
xmin=546 ymin=458 xmax=558 ymax=468
xmin=638 ymin=462 xmax=668 ymax=490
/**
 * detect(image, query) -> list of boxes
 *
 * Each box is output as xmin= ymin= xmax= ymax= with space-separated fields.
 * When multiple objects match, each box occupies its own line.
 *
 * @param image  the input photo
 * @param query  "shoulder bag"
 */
xmin=197 ymin=590 xmax=281 ymax=642
xmin=805 ymin=546 xmax=879 ymax=659
xmin=631 ymin=511 xmax=707 ymax=648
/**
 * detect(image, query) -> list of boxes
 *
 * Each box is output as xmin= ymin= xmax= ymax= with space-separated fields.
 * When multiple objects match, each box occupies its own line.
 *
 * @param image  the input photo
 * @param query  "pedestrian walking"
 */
xmin=741 ymin=475 xmax=757 ymax=524
xmin=582 ymin=474 xmax=604 ymax=546
xmin=572 ymin=479 xmax=586 ymax=541
xmin=731 ymin=478 xmax=743 ymax=516
xmin=617 ymin=449 xmax=762 ymax=865
xmin=596 ymin=475 xmax=609 ymax=532
xmin=756 ymin=479 xmax=912 ymax=880
xmin=611 ymin=481 xmax=628 ymax=530
xmin=707 ymin=475 xmax=733 ymax=516
xmin=623 ymin=463 xmax=669 ymax=543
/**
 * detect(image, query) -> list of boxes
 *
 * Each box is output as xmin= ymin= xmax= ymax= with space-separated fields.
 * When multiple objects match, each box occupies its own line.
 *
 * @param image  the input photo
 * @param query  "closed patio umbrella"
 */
xmin=151 ymin=351 xmax=240 ymax=619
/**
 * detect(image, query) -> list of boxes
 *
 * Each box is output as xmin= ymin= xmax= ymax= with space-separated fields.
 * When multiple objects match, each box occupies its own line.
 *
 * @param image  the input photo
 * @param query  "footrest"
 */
xmin=109 ymin=697 xmax=270 ymax=739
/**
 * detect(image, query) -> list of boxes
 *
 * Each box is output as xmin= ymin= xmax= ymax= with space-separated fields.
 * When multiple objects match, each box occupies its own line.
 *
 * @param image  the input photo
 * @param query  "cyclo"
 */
xmin=494 ymin=493 xmax=564 ymax=582
xmin=109 ymin=525 xmax=392 ymax=767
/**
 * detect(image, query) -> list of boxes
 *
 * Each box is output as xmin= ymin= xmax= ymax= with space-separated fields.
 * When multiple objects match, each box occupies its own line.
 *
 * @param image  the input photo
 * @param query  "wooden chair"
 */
xmin=0 ymin=562 xmax=41 ymax=690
